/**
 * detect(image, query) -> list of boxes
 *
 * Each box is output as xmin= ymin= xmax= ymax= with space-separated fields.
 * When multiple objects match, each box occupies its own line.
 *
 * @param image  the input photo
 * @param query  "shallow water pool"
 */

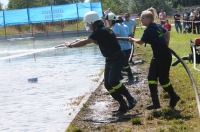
xmin=0 ymin=38 xmax=104 ymax=132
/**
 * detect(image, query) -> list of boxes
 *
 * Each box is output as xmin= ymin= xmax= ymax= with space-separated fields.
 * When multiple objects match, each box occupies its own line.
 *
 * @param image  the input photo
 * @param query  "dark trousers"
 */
xmin=148 ymin=55 xmax=174 ymax=91
xmin=104 ymin=51 xmax=133 ymax=102
xmin=123 ymin=49 xmax=133 ymax=78
xmin=148 ymin=56 xmax=171 ymax=85
xmin=175 ymin=22 xmax=182 ymax=33
xmin=148 ymin=55 xmax=179 ymax=107
xmin=197 ymin=22 xmax=200 ymax=34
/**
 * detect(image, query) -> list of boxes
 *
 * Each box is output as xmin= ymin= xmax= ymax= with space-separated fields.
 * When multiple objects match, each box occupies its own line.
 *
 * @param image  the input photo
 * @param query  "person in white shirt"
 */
xmin=159 ymin=9 xmax=167 ymax=25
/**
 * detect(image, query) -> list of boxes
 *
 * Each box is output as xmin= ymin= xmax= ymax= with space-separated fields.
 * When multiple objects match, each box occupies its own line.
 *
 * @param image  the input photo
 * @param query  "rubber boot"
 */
xmin=147 ymin=86 xmax=161 ymax=110
xmin=164 ymin=86 xmax=180 ymax=108
xmin=126 ymin=68 xmax=134 ymax=84
xmin=113 ymin=99 xmax=129 ymax=115
xmin=117 ymin=85 xmax=137 ymax=109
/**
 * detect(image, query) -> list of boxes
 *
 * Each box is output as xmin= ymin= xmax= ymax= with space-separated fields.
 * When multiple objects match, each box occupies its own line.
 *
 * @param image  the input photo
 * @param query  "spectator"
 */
xmin=183 ymin=9 xmax=190 ymax=30
xmin=123 ymin=13 xmax=137 ymax=37
xmin=190 ymin=9 xmax=196 ymax=34
xmin=163 ymin=20 xmax=171 ymax=31
xmin=174 ymin=10 xmax=182 ymax=33
xmin=195 ymin=7 xmax=200 ymax=34
xmin=123 ymin=13 xmax=137 ymax=63
xmin=159 ymin=9 xmax=167 ymax=25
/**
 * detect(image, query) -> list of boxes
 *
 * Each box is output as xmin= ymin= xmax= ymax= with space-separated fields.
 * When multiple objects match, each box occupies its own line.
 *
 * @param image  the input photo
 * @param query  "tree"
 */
xmin=128 ymin=0 xmax=173 ymax=15
xmin=8 ymin=0 xmax=52 ymax=9
xmin=90 ymin=0 xmax=128 ymax=14
xmin=8 ymin=0 xmax=84 ymax=9
xmin=0 ymin=2 xmax=3 ymax=10
xmin=90 ymin=0 xmax=173 ymax=15
xmin=169 ymin=0 xmax=200 ymax=7
xmin=53 ymin=0 xmax=84 ymax=5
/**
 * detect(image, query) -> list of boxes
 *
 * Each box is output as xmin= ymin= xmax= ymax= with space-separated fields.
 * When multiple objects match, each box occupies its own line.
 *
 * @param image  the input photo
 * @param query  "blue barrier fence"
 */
xmin=0 ymin=2 xmax=103 ymax=27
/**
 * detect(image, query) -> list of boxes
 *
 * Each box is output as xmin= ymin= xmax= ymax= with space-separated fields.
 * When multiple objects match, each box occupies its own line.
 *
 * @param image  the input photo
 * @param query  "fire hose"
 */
xmin=191 ymin=43 xmax=200 ymax=72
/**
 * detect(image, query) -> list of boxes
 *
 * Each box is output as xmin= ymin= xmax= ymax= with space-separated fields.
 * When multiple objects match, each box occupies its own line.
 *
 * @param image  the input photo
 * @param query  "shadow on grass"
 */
xmin=151 ymin=108 xmax=191 ymax=120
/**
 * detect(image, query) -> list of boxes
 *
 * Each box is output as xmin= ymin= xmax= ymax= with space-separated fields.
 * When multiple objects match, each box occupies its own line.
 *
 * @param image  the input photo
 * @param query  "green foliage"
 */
xmin=131 ymin=117 xmax=142 ymax=125
xmin=128 ymin=0 xmax=173 ymax=15
xmin=53 ymin=0 xmax=84 ymax=5
xmin=7 ymin=0 xmax=85 ymax=9
xmin=66 ymin=124 xmax=82 ymax=132
xmin=0 ymin=2 xmax=3 ymax=10
xmin=169 ymin=0 xmax=200 ymax=8
xmin=152 ymin=108 xmax=183 ymax=120
xmin=8 ymin=0 xmax=52 ymax=9
xmin=91 ymin=0 xmax=200 ymax=15
xmin=102 ymin=0 xmax=128 ymax=14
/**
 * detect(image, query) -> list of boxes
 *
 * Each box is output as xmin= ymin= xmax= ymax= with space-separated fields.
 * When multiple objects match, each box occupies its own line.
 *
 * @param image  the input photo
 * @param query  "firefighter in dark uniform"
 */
xmin=129 ymin=8 xmax=180 ymax=110
xmin=64 ymin=11 xmax=137 ymax=114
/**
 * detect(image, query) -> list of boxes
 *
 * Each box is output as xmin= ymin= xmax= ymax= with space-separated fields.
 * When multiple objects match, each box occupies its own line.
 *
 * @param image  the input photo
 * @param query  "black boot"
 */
xmin=169 ymin=92 xmax=180 ymax=108
xmin=117 ymin=85 xmax=137 ymax=109
xmin=164 ymin=86 xmax=180 ymax=108
xmin=127 ymin=68 xmax=134 ymax=82
xmin=147 ymin=86 xmax=161 ymax=110
xmin=128 ymin=98 xmax=137 ymax=110
xmin=113 ymin=99 xmax=129 ymax=115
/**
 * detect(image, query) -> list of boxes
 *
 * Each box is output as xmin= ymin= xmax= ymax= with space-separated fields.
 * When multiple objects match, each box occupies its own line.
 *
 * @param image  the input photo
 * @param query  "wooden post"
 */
xmin=76 ymin=3 xmax=80 ymax=36
xmin=31 ymin=24 xmax=34 ymax=37
xmin=61 ymin=20 xmax=64 ymax=37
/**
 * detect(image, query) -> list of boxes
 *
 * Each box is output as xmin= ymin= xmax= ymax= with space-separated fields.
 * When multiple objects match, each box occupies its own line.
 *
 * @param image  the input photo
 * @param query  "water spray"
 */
xmin=117 ymin=37 xmax=200 ymax=117
xmin=0 ymin=39 xmax=82 ymax=61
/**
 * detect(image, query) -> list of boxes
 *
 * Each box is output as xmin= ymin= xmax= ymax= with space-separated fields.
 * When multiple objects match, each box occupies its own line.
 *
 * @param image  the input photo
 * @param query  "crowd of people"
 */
xmin=61 ymin=7 xmax=181 ymax=115
xmin=158 ymin=7 xmax=200 ymax=34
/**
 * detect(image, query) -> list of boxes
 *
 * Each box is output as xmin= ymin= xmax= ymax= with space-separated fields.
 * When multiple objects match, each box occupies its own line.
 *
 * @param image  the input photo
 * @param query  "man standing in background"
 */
xmin=159 ymin=9 xmax=167 ymax=25
xmin=174 ymin=10 xmax=182 ymax=33
xmin=123 ymin=13 xmax=137 ymax=63
xmin=183 ymin=9 xmax=190 ymax=30
xmin=123 ymin=13 xmax=136 ymax=37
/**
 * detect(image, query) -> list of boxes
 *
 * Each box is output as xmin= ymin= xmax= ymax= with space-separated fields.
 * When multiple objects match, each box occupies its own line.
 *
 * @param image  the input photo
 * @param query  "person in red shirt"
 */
xmin=163 ymin=19 xmax=171 ymax=31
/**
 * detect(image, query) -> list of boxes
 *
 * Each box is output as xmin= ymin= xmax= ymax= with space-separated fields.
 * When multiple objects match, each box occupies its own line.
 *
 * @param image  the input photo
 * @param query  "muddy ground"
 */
xmin=67 ymin=54 xmax=182 ymax=132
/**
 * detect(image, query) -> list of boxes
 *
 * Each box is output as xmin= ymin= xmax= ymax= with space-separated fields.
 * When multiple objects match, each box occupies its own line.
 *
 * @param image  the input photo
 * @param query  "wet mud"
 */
xmin=68 ymin=55 xmax=159 ymax=132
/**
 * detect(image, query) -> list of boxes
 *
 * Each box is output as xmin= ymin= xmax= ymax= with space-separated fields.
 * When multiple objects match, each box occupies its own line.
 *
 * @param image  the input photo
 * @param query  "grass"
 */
xmin=131 ymin=117 xmax=142 ymax=125
xmin=66 ymin=124 xmax=83 ymax=132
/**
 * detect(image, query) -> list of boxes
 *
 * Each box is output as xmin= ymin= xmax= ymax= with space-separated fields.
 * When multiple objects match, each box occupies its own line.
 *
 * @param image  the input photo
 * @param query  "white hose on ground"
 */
xmin=192 ymin=46 xmax=200 ymax=72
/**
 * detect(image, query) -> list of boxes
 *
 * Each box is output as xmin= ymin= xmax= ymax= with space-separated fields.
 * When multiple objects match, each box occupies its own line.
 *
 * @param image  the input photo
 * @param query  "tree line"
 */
xmin=91 ymin=0 xmax=200 ymax=15
xmin=0 ymin=0 xmax=199 ymax=14
xmin=0 ymin=0 xmax=84 ymax=10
